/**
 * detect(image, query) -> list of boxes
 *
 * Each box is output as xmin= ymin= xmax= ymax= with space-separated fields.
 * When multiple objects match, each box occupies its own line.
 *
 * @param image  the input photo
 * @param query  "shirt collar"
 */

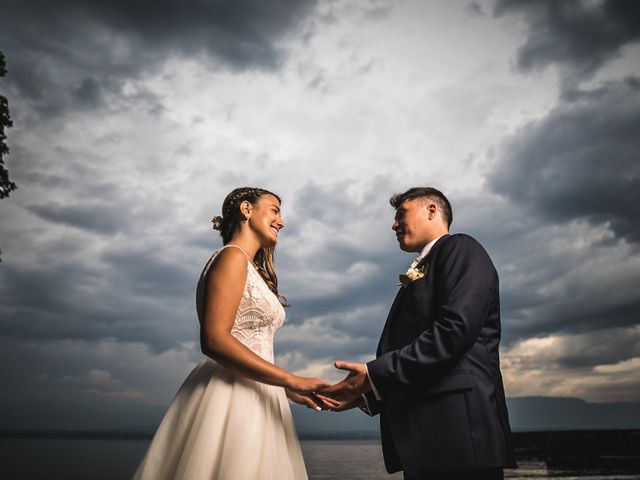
xmin=416 ymin=234 xmax=446 ymax=262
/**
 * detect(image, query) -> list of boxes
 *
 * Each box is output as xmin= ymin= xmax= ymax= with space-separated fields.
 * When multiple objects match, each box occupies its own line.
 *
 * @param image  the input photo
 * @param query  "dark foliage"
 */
xmin=0 ymin=51 xmax=16 ymax=200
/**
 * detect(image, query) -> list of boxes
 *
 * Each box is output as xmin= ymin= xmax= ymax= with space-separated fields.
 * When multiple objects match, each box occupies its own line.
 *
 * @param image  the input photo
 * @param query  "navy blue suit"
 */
xmin=366 ymin=234 xmax=517 ymax=477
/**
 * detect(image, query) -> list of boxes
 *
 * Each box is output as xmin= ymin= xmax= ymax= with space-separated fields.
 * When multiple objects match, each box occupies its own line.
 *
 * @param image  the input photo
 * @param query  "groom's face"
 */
xmin=392 ymin=199 xmax=431 ymax=253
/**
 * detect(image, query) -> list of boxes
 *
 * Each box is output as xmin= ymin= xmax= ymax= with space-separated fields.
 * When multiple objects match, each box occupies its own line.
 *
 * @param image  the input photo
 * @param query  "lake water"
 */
xmin=1 ymin=438 xmax=638 ymax=479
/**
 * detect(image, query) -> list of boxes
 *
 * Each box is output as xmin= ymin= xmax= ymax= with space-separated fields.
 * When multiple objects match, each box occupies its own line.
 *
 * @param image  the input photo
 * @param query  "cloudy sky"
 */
xmin=0 ymin=0 xmax=639 ymax=432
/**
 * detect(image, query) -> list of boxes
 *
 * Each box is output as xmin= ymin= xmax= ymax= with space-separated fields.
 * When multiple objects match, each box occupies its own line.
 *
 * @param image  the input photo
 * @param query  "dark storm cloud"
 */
xmin=0 ymin=0 xmax=317 ymax=115
xmin=0 ymin=245 xmax=199 ymax=350
xmin=467 ymin=2 xmax=485 ymax=17
xmin=552 ymin=328 xmax=640 ymax=369
xmin=494 ymin=0 xmax=640 ymax=80
xmin=488 ymin=78 xmax=640 ymax=243
xmin=510 ymin=289 xmax=640 ymax=340
xmin=440 ymin=189 xmax=640 ymax=350
xmin=277 ymin=177 xmax=393 ymax=241
xmin=73 ymin=78 xmax=104 ymax=109
xmin=27 ymin=202 xmax=125 ymax=234
xmin=102 ymin=247 xmax=195 ymax=299
xmin=0 ymin=335 xmax=194 ymax=429
xmin=503 ymin=290 xmax=640 ymax=344
xmin=487 ymin=0 xmax=640 ymax=368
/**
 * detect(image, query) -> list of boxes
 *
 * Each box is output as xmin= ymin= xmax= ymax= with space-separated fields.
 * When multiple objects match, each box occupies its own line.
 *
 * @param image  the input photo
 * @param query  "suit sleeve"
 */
xmin=366 ymin=235 xmax=496 ymax=398
xmin=360 ymin=390 xmax=382 ymax=416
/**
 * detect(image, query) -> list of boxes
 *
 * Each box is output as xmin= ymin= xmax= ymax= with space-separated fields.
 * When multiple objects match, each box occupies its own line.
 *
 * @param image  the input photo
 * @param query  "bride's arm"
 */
xmin=200 ymin=247 xmax=327 ymax=395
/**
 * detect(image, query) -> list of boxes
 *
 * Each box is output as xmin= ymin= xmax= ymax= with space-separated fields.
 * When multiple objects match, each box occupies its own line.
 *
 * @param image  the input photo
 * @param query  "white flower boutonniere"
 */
xmin=397 ymin=261 xmax=428 ymax=287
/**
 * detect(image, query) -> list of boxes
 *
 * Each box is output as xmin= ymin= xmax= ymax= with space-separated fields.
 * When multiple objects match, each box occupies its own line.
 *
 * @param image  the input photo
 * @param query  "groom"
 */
xmin=319 ymin=187 xmax=517 ymax=480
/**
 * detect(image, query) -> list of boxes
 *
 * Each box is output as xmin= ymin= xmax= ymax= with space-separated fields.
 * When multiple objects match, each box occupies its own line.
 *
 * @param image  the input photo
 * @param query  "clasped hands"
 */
xmin=288 ymin=361 xmax=372 ymax=412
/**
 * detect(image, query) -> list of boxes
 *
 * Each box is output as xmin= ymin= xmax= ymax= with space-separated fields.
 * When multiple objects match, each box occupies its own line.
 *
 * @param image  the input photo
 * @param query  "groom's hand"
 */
xmin=318 ymin=361 xmax=372 ymax=402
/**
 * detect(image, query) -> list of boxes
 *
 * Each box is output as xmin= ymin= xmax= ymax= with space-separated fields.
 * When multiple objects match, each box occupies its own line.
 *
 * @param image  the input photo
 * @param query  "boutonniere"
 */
xmin=397 ymin=261 xmax=428 ymax=287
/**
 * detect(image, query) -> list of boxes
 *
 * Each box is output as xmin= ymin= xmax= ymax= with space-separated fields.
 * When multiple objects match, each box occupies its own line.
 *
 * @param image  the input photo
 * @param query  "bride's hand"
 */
xmin=286 ymin=374 xmax=330 ymax=395
xmin=285 ymin=389 xmax=338 ymax=411
xmin=315 ymin=393 xmax=365 ymax=412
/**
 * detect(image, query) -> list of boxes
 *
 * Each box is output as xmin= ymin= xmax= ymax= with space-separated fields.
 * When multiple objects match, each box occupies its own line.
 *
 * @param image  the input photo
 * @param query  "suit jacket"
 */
xmin=365 ymin=234 xmax=517 ymax=477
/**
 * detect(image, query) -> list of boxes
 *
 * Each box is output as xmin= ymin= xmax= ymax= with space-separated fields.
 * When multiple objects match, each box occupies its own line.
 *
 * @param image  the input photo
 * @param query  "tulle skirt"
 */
xmin=132 ymin=358 xmax=308 ymax=480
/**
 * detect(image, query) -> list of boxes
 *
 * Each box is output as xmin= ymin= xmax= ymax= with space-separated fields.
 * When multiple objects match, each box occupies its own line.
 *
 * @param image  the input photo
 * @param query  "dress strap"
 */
xmin=220 ymin=243 xmax=253 ymax=263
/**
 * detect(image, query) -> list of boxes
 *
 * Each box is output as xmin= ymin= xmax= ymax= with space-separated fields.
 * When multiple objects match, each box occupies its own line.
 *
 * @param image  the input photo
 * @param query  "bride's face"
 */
xmin=247 ymin=194 xmax=285 ymax=248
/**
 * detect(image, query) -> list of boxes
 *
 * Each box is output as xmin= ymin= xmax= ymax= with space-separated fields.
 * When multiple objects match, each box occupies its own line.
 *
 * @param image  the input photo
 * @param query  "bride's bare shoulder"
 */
xmin=206 ymin=246 xmax=249 ymax=281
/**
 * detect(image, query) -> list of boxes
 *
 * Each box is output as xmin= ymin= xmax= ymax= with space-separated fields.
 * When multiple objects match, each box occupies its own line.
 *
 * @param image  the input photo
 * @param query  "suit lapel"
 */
xmin=376 ymin=234 xmax=451 ymax=357
xmin=377 ymin=287 xmax=403 ymax=356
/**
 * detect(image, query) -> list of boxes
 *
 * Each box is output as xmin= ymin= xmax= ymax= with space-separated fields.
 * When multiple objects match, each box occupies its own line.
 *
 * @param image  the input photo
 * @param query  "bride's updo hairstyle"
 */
xmin=211 ymin=187 xmax=288 ymax=306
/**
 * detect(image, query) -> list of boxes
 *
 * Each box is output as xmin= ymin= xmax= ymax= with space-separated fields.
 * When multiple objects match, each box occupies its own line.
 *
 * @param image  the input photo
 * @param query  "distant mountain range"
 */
xmin=2 ymin=396 xmax=639 ymax=435
xmin=506 ymin=396 xmax=640 ymax=431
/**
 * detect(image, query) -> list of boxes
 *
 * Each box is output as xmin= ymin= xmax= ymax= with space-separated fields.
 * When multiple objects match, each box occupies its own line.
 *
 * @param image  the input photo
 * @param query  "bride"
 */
xmin=133 ymin=187 xmax=333 ymax=480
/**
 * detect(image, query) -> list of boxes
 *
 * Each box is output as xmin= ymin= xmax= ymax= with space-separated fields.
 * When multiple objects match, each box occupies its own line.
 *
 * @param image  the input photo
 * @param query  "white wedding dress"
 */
xmin=132 ymin=246 xmax=308 ymax=480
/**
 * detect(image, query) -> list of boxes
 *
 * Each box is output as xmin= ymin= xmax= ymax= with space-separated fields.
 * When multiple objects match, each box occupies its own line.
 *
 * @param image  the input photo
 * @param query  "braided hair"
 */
xmin=211 ymin=187 xmax=287 ymax=306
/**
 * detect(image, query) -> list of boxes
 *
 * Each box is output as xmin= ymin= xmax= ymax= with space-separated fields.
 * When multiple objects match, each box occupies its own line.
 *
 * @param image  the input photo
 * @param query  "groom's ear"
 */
xmin=426 ymin=203 xmax=437 ymax=220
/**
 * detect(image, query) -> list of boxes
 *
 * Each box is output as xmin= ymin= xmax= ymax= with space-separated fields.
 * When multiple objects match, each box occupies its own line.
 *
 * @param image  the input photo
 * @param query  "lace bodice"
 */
xmin=196 ymin=247 xmax=286 ymax=363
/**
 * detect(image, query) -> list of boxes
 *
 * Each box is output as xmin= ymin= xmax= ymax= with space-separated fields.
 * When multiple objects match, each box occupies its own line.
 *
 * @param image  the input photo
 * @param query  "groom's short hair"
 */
xmin=390 ymin=187 xmax=453 ymax=228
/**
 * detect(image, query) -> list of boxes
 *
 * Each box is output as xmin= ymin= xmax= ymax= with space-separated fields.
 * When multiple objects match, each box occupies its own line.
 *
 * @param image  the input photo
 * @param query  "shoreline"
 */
xmin=2 ymin=427 xmax=639 ymax=441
